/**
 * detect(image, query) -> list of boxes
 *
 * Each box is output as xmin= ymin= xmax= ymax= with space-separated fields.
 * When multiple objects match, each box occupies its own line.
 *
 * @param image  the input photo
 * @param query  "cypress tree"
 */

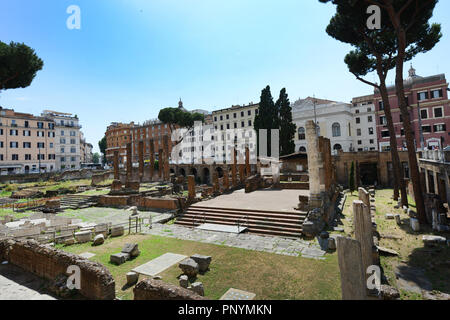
xmin=276 ymin=88 xmax=296 ymax=156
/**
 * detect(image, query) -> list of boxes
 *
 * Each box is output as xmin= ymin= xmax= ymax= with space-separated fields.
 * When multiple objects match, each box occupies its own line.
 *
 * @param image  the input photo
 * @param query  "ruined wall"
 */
xmin=91 ymin=171 xmax=114 ymax=186
xmin=0 ymin=169 xmax=106 ymax=184
xmin=134 ymin=279 xmax=206 ymax=300
xmin=1 ymin=239 xmax=115 ymax=300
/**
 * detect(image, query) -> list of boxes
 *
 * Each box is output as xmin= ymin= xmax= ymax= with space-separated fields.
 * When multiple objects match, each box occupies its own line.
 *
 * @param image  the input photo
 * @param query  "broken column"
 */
xmin=353 ymin=200 xmax=375 ymax=283
xmin=232 ymin=148 xmax=238 ymax=188
xmin=126 ymin=143 xmax=133 ymax=181
xmin=305 ymin=120 xmax=322 ymax=208
xmin=212 ymin=171 xmax=219 ymax=194
xmin=158 ymin=148 xmax=163 ymax=181
xmin=223 ymin=168 xmax=229 ymax=191
xmin=238 ymin=151 xmax=245 ymax=184
xmin=113 ymin=150 xmax=120 ymax=180
xmin=138 ymin=140 xmax=144 ymax=181
xmin=163 ymin=135 xmax=170 ymax=182
xmin=245 ymin=146 xmax=250 ymax=178
xmin=188 ymin=175 xmax=196 ymax=200
xmin=149 ymin=139 xmax=155 ymax=181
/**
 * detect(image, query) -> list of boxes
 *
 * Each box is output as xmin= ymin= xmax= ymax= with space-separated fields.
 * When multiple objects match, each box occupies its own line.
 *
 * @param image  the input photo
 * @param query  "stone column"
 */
xmin=163 ymin=135 xmax=170 ymax=182
xmin=113 ymin=150 xmax=119 ymax=180
xmin=158 ymin=148 xmax=163 ymax=180
xmin=232 ymin=148 xmax=237 ymax=188
xmin=306 ymin=120 xmax=322 ymax=208
xmin=187 ymin=175 xmax=196 ymax=200
xmin=336 ymin=237 xmax=367 ymax=300
xmin=223 ymin=168 xmax=230 ymax=191
xmin=138 ymin=140 xmax=144 ymax=181
xmin=353 ymin=200 xmax=374 ymax=284
xmin=358 ymin=187 xmax=370 ymax=207
xmin=212 ymin=171 xmax=219 ymax=194
xmin=126 ymin=143 xmax=133 ymax=181
xmin=149 ymin=139 xmax=155 ymax=181
xmin=245 ymin=146 xmax=250 ymax=177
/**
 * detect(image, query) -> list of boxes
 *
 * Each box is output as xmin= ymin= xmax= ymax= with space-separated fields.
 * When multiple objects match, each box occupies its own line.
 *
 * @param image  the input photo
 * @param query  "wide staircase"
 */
xmin=60 ymin=195 xmax=98 ymax=210
xmin=175 ymin=205 xmax=307 ymax=238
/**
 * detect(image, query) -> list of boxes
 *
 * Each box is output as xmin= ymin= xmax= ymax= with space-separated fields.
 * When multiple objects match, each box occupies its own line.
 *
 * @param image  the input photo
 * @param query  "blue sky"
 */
xmin=1 ymin=0 xmax=449 ymax=153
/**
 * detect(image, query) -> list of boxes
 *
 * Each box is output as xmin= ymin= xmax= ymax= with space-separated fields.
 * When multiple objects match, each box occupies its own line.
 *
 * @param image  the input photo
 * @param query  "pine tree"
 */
xmin=349 ymin=161 xmax=355 ymax=194
xmin=276 ymin=88 xmax=296 ymax=156
xmin=254 ymin=85 xmax=278 ymax=157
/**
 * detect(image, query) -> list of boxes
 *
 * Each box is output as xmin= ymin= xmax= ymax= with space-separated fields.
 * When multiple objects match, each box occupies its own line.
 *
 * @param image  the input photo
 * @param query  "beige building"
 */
xmin=80 ymin=131 xmax=93 ymax=164
xmin=0 ymin=107 xmax=56 ymax=174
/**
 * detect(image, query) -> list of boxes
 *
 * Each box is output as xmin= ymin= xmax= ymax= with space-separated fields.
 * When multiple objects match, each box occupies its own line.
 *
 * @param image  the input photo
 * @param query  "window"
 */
xmin=24 ymin=121 xmax=29 ymax=128
xmin=23 ymin=142 xmax=31 ymax=148
xmin=214 ymin=116 xmax=217 ymax=122
xmin=12 ymin=154 xmax=19 ymax=161
xmin=23 ymin=130 xmax=31 ymax=136
xmin=422 ymin=125 xmax=431 ymax=133
xmin=220 ymin=125 xmax=223 ymax=130
xmin=330 ymin=123 xmax=340 ymax=137
xmin=234 ymin=123 xmax=237 ymax=129
xmin=61 ymin=148 xmax=65 ymax=153
xmin=255 ymin=109 xmax=259 ymax=115
xmin=70 ymin=139 xmax=76 ymax=144
xmin=431 ymin=89 xmax=443 ymax=99
xmin=50 ymin=143 xmax=54 ymax=148
xmin=11 ymin=120 xmax=17 ymax=127
xmin=433 ymin=107 xmax=443 ymax=118
xmin=417 ymin=91 xmax=428 ymax=101
xmin=61 ymin=157 xmax=66 ymax=162
xmin=401 ymin=129 xmax=405 ymax=136
xmin=0 ymin=129 xmax=2 ymax=135
xmin=37 ymin=131 xmax=44 ymax=137
xmin=10 ymin=129 xmax=18 ymax=136
xmin=370 ymin=139 xmax=374 ymax=144
xmin=248 ymin=120 xmax=252 ymax=126
xmin=368 ymin=116 xmax=373 ymax=123
xmin=60 ymin=138 xmax=66 ymax=144
xmin=10 ymin=142 xmax=18 ymax=148
xmin=241 ymin=121 xmax=245 ymax=128
xmin=71 ymin=147 xmax=76 ymax=153
xmin=399 ymin=114 xmax=403 ymax=122
xmin=37 ymin=142 xmax=45 ymax=148
xmin=70 ymin=131 xmax=76 ymax=136
xmin=433 ymin=124 xmax=446 ymax=132
xmin=298 ymin=127 xmax=306 ymax=140
xmin=241 ymin=111 xmax=244 ymax=117
xmin=226 ymin=114 xmax=229 ymax=120
xmin=61 ymin=130 xmax=65 ymax=136
xmin=369 ymin=127 xmax=374 ymax=135
xmin=37 ymin=122 xmax=44 ymax=129
xmin=355 ymin=109 xmax=360 ymax=114
xmin=248 ymin=110 xmax=251 ymax=116
xmin=381 ymin=130 xmax=390 ymax=138
xmin=0 ymin=155 xmax=3 ymax=161
xmin=226 ymin=123 xmax=230 ymax=129
xmin=356 ymin=117 xmax=360 ymax=124
xmin=367 ymin=107 xmax=372 ymax=112
xmin=37 ymin=154 xmax=44 ymax=160
xmin=420 ymin=109 xmax=428 ymax=119
xmin=357 ymin=128 xmax=362 ymax=136
xmin=220 ymin=116 xmax=223 ymax=121
xmin=358 ymin=140 xmax=362 ymax=145
xmin=380 ymin=116 xmax=387 ymax=125
xmin=25 ymin=154 xmax=31 ymax=160
xmin=71 ymin=156 xmax=76 ymax=162
xmin=379 ymin=101 xmax=384 ymax=110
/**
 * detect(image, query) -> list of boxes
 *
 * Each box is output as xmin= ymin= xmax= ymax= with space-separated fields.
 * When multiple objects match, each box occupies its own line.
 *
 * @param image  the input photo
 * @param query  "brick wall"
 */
xmin=134 ymin=279 xmax=206 ymax=300
xmin=1 ymin=239 xmax=115 ymax=300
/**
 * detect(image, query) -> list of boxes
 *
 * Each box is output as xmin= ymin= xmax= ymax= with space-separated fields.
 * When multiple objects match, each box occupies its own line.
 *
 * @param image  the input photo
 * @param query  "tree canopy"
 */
xmin=277 ymin=88 xmax=296 ymax=156
xmin=0 ymin=41 xmax=44 ymax=91
xmin=98 ymin=136 xmax=107 ymax=164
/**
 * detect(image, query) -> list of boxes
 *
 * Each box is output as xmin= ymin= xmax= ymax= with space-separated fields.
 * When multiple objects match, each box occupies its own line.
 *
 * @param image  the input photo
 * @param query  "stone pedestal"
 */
xmin=111 ymin=179 xmax=122 ymax=192
xmin=353 ymin=200 xmax=374 ymax=283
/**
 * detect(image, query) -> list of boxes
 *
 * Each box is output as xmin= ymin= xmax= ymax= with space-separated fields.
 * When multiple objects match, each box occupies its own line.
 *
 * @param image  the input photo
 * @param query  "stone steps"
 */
xmin=175 ymin=206 xmax=305 ymax=238
xmin=60 ymin=195 xmax=98 ymax=209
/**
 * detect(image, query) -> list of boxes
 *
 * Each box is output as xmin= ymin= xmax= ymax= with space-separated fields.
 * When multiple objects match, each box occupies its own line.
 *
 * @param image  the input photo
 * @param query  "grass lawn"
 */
xmin=342 ymin=189 xmax=450 ymax=299
xmin=59 ymin=234 xmax=341 ymax=300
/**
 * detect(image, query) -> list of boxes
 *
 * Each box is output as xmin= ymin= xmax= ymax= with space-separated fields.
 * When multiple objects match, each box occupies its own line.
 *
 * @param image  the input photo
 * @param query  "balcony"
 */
xmin=419 ymin=149 xmax=450 ymax=163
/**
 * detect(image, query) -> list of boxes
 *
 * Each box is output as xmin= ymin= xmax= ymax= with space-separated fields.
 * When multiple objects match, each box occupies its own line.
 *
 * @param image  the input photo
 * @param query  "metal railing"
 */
xmin=236 ymin=215 xmax=249 ymax=233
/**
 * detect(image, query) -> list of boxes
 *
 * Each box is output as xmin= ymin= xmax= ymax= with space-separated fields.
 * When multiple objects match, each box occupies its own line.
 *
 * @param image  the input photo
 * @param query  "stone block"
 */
xmin=410 ymin=218 xmax=420 ymax=232
xmin=122 ymin=243 xmax=140 ymax=258
xmin=190 ymin=282 xmax=205 ymax=296
xmin=126 ymin=272 xmax=139 ymax=286
xmin=190 ymin=254 xmax=212 ymax=273
xmin=92 ymin=234 xmax=105 ymax=246
xmin=327 ymin=237 xmax=336 ymax=251
xmin=179 ymin=275 xmax=189 ymax=288
xmin=179 ymin=258 xmax=199 ymax=278
xmin=110 ymin=226 xmax=124 ymax=237
xmin=394 ymin=214 xmax=401 ymax=225
xmin=385 ymin=213 xmax=394 ymax=220
xmin=110 ymin=252 xmax=130 ymax=265
xmin=75 ymin=231 xmax=92 ymax=243
xmin=422 ymin=235 xmax=446 ymax=246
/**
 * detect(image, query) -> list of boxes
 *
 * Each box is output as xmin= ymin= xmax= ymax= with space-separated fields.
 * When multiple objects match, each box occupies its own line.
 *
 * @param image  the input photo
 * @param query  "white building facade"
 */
xmin=351 ymin=94 xmax=378 ymax=151
xmin=292 ymin=97 xmax=355 ymax=154
xmin=42 ymin=111 xmax=82 ymax=171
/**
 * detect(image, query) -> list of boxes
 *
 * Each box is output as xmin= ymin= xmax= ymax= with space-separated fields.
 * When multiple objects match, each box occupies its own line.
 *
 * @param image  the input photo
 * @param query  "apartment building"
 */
xmin=80 ymin=131 xmax=93 ymax=164
xmin=351 ymin=94 xmax=378 ymax=151
xmin=0 ymin=107 xmax=56 ymax=175
xmin=375 ymin=66 xmax=450 ymax=151
xmin=42 ymin=110 xmax=82 ymax=171
xmin=211 ymin=103 xmax=259 ymax=162
xmin=130 ymin=120 xmax=174 ymax=162
xmin=292 ymin=97 xmax=355 ymax=153
xmin=105 ymin=122 xmax=133 ymax=167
